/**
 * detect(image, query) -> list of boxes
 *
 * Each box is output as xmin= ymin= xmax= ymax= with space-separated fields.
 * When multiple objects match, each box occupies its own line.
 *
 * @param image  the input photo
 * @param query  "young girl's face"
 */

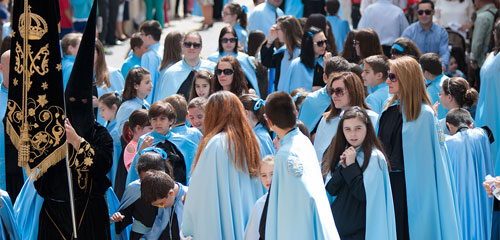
xmin=188 ymin=107 xmax=205 ymax=129
xmin=222 ymin=7 xmax=237 ymax=24
xmin=134 ymin=124 xmax=153 ymax=138
xmin=221 ymin=32 xmax=237 ymax=53
xmin=342 ymin=118 xmax=367 ymax=148
xmin=151 ymin=115 xmax=174 ymax=135
xmin=259 ymin=162 xmax=274 ymax=190
xmin=195 ymin=78 xmax=211 ymax=98
xmin=98 ymin=101 xmax=117 ymax=122
xmin=448 ymin=56 xmax=458 ymax=73
xmin=135 ymin=74 xmax=153 ymax=99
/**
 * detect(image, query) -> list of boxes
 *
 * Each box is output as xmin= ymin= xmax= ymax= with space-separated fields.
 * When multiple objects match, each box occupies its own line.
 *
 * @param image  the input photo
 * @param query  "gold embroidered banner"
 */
xmin=6 ymin=0 xmax=66 ymax=179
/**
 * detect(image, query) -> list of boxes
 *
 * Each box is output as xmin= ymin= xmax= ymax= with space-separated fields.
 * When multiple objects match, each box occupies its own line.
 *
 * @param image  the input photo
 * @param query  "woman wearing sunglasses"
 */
xmin=208 ymin=26 xmax=260 ymax=97
xmin=314 ymin=72 xmax=378 ymax=163
xmin=260 ymin=15 xmax=303 ymax=92
xmin=213 ymin=55 xmax=249 ymax=96
xmin=155 ymin=31 xmax=216 ymax=101
xmin=377 ymin=56 xmax=460 ymax=239
xmin=281 ymin=27 xmax=331 ymax=93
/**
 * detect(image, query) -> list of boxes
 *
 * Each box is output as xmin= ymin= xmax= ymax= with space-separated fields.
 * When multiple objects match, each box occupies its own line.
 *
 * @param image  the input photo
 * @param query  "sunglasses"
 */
xmin=417 ymin=10 xmax=432 ymax=15
xmin=221 ymin=38 xmax=237 ymax=43
xmin=387 ymin=72 xmax=397 ymax=82
xmin=328 ymin=87 xmax=345 ymax=97
xmin=183 ymin=42 xmax=202 ymax=49
xmin=313 ymin=40 xmax=328 ymax=47
xmin=215 ymin=68 xmax=234 ymax=75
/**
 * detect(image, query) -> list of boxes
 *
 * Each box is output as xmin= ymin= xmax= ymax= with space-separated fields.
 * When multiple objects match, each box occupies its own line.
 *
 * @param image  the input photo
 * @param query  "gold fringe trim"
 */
xmin=6 ymin=120 xmax=67 ymax=180
xmin=5 ymin=121 xmax=20 ymax=151
xmin=29 ymin=143 xmax=67 ymax=180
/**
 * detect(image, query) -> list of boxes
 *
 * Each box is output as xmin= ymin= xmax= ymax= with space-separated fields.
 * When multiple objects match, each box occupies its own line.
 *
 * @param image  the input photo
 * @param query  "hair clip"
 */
xmin=132 ymin=65 xmax=141 ymax=69
xmin=252 ymin=98 xmax=265 ymax=111
xmin=241 ymin=5 xmax=248 ymax=14
xmin=140 ymin=147 xmax=168 ymax=159
xmin=114 ymin=90 xmax=121 ymax=97
xmin=308 ymin=32 xmax=314 ymax=38
xmin=392 ymin=43 xmax=404 ymax=52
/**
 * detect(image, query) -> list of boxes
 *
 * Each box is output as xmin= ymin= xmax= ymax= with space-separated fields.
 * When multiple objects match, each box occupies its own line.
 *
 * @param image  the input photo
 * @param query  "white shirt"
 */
xmin=358 ymin=0 xmax=409 ymax=45
xmin=434 ymin=0 xmax=474 ymax=27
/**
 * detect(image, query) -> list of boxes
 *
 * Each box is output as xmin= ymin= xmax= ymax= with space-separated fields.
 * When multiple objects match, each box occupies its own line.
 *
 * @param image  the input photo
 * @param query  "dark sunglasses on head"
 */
xmin=328 ymin=87 xmax=345 ymax=97
xmin=183 ymin=42 xmax=202 ymax=49
xmin=215 ymin=68 xmax=234 ymax=76
xmin=313 ymin=40 xmax=328 ymax=47
xmin=417 ymin=9 xmax=432 ymax=15
xmin=221 ymin=38 xmax=237 ymax=43
xmin=388 ymin=72 xmax=397 ymax=82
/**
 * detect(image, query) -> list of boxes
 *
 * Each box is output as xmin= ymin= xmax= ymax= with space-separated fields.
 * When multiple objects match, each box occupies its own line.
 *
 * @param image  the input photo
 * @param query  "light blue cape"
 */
xmin=141 ymin=42 xmax=162 ymax=104
xmin=365 ymin=83 xmax=391 ymax=114
xmin=126 ymin=130 xmax=198 ymax=186
xmin=384 ymin=103 xmax=460 ymax=239
xmin=297 ymin=86 xmax=330 ymax=132
xmin=253 ymin=123 xmax=276 ymax=158
xmin=445 ymin=128 xmax=494 ymax=240
xmin=476 ymin=53 xmax=500 ymax=174
xmin=181 ymin=133 xmax=264 ymax=239
xmin=275 ymin=46 xmax=301 ymax=92
xmin=0 ymin=189 xmax=20 ymax=240
xmin=357 ymin=148 xmax=396 ymax=240
xmin=115 ymin=97 xmax=149 ymax=136
xmin=284 ymin=0 xmax=303 ymax=18
xmin=0 ymin=84 xmax=8 ymax=190
xmin=264 ymin=128 xmax=340 ymax=239
xmin=426 ymin=74 xmax=449 ymax=119
xmin=282 ymin=56 xmax=323 ymax=93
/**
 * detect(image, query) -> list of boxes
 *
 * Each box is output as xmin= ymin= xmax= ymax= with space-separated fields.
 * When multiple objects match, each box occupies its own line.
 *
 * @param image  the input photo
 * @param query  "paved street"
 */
xmin=105 ymin=0 xmax=254 ymax=69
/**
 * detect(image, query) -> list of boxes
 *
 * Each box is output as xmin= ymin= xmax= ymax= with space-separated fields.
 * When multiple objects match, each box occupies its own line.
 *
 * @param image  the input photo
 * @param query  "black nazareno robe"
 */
xmin=35 ymin=123 xmax=113 ymax=239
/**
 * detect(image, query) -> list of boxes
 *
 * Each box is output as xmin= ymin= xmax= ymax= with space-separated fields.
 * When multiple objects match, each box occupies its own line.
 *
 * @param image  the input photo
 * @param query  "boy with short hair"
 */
xmin=114 ymin=152 xmax=187 ymax=240
xmin=126 ymin=101 xmax=198 ymax=187
xmin=121 ymin=32 xmax=150 ymax=79
xmin=325 ymin=0 xmax=350 ymax=53
xmin=187 ymin=97 xmax=208 ymax=131
xmin=419 ymin=52 xmax=449 ymax=119
xmin=112 ymin=152 xmax=167 ymax=238
xmin=164 ymin=94 xmax=202 ymax=144
xmin=261 ymin=91 xmax=339 ymax=239
xmin=362 ymin=55 xmax=391 ymax=114
xmin=139 ymin=21 xmax=163 ymax=104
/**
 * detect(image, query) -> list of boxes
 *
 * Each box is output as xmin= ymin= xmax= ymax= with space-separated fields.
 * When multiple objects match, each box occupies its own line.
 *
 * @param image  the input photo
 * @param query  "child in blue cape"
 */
xmin=244 ymin=155 xmax=274 ymax=240
xmin=361 ymin=55 xmax=391 ymax=114
xmin=113 ymin=150 xmax=186 ymax=240
xmin=324 ymin=106 xmax=396 ymax=240
xmin=164 ymin=94 xmax=203 ymax=144
xmin=126 ymin=101 xmax=197 ymax=186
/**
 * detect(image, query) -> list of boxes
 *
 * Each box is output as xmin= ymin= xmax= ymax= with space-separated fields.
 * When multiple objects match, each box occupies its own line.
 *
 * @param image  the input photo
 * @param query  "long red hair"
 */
xmin=192 ymin=91 xmax=261 ymax=176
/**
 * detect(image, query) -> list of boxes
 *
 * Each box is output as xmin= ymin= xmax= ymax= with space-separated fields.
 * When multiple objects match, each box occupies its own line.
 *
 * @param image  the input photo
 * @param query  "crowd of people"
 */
xmin=0 ymin=0 xmax=499 ymax=239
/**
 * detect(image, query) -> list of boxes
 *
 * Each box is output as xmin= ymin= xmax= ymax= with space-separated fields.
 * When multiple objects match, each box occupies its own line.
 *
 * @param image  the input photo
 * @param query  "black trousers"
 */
xmin=389 ymin=171 xmax=410 ymax=240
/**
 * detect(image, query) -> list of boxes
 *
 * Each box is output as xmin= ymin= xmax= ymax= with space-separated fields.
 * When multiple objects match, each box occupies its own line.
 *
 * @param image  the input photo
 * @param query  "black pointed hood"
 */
xmin=65 ymin=0 xmax=97 ymax=140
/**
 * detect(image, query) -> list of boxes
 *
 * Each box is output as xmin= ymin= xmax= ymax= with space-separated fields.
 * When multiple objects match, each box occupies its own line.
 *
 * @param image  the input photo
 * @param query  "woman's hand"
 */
xmin=267 ymin=24 xmax=279 ymax=45
xmin=111 ymin=212 xmax=125 ymax=222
